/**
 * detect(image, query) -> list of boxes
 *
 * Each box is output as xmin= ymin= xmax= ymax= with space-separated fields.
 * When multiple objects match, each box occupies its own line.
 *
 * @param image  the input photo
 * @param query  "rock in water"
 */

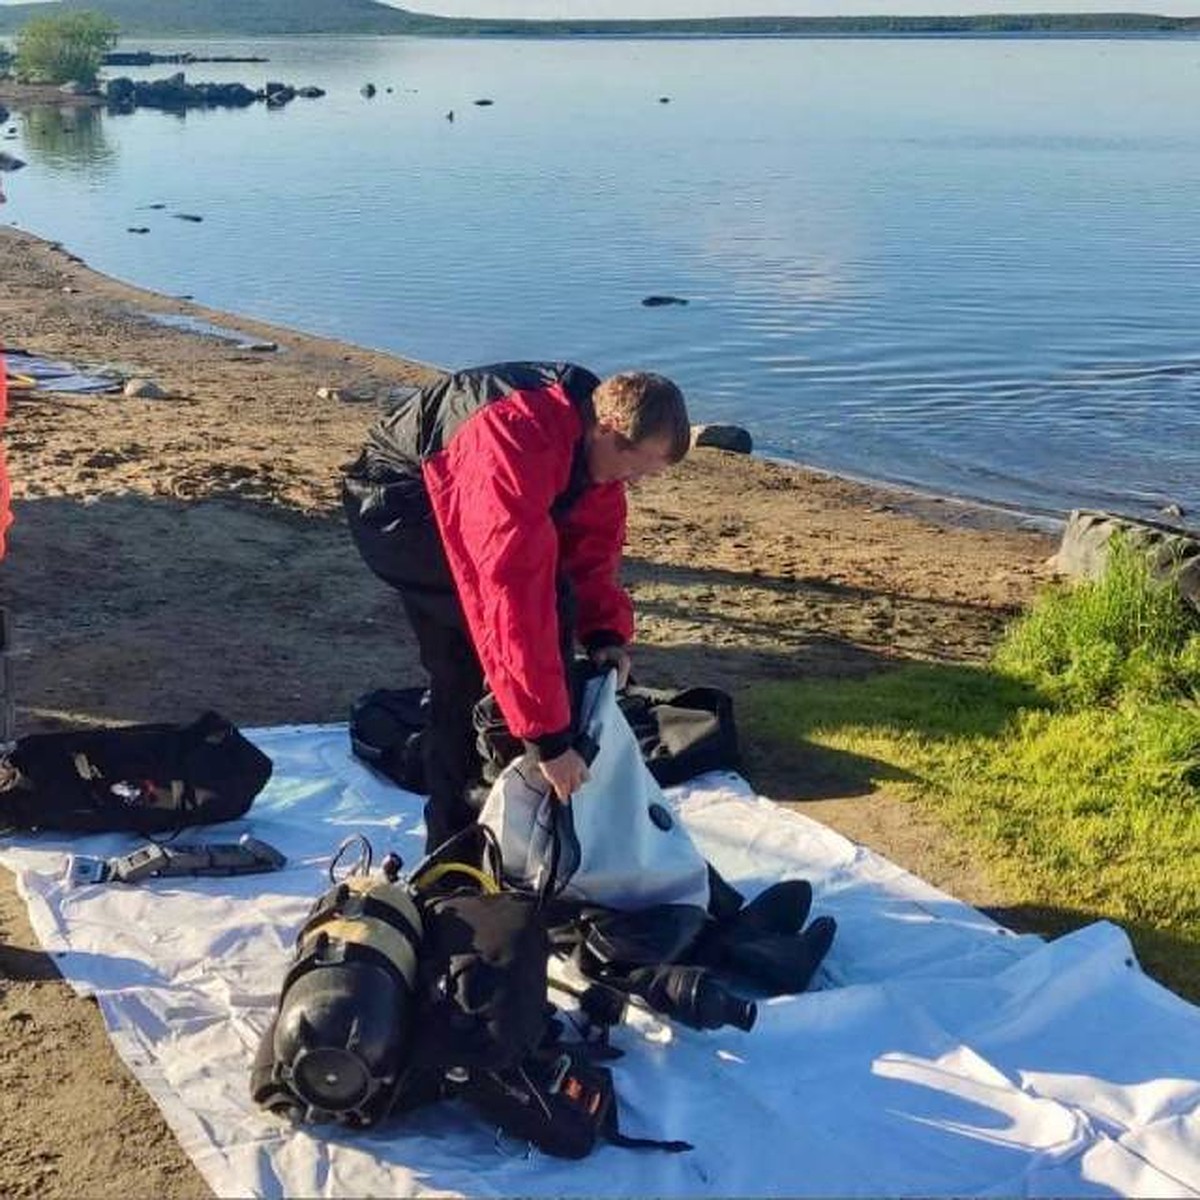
xmin=641 ymin=294 xmax=688 ymax=307
xmin=690 ymin=424 xmax=753 ymax=454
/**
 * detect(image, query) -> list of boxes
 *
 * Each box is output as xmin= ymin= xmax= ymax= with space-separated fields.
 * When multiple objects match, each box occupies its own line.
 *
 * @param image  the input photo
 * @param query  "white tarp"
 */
xmin=1 ymin=723 xmax=1198 ymax=1198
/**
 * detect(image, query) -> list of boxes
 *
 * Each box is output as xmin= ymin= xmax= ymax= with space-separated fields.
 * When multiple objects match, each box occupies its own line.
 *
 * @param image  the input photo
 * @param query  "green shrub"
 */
xmin=995 ymin=535 xmax=1200 ymax=706
xmin=744 ymin=535 xmax=1200 ymax=998
xmin=14 ymin=11 xmax=117 ymax=87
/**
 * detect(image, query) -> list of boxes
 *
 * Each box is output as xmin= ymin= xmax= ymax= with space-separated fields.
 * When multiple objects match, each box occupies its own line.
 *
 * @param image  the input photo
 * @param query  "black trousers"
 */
xmin=398 ymin=587 xmax=486 ymax=851
xmin=345 ymin=479 xmax=575 ymax=853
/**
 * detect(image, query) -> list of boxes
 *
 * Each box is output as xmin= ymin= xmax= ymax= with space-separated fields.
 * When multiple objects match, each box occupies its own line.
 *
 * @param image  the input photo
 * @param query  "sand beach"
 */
xmin=0 ymin=223 xmax=1055 ymax=1197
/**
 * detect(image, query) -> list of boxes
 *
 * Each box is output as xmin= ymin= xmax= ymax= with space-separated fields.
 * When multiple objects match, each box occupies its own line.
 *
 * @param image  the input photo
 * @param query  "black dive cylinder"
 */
xmin=258 ymin=874 xmax=424 ymax=1126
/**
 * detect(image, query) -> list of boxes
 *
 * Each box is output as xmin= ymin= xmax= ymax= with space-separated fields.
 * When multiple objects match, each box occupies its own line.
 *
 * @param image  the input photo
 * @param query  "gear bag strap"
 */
xmin=456 ymin=1049 xmax=691 ymax=1159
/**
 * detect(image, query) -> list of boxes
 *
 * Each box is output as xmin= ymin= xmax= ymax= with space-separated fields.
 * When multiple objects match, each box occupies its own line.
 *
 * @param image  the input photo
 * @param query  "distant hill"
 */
xmin=0 ymin=1 xmax=1196 ymax=38
xmin=0 ymin=0 xmax=448 ymax=36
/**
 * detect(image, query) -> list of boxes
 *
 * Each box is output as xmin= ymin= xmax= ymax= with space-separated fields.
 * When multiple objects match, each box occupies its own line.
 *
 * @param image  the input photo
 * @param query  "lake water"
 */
xmin=5 ymin=35 xmax=1200 ymax=522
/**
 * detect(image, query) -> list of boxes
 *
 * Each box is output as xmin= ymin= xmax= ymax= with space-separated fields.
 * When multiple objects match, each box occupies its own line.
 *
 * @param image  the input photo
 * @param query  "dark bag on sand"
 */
xmin=0 ymin=711 xmax=272 ymax=834
xmin=474 ymin=679 xmax=741 ymax=787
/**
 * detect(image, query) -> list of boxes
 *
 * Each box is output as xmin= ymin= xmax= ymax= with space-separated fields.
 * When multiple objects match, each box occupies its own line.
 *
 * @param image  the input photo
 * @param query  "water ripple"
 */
xmin=7 ymin=34 xmax=1200 ymax=521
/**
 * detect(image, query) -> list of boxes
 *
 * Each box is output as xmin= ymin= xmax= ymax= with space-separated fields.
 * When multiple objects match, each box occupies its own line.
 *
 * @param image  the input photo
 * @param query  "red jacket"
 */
xmin=348 ymin=362 xmax=632 ymax=752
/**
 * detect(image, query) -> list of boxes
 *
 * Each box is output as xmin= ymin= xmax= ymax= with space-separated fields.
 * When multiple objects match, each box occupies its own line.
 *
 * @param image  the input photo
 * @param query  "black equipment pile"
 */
xmin=251 ymin=829 xmax=690 ymax=1158
xmin=261 ymin=679 xmax=835 ymax=1159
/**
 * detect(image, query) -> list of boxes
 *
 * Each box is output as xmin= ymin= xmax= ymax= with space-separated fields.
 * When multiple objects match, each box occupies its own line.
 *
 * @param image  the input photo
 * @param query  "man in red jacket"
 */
xmin=343 ymin=362 xmax=690 ymax=850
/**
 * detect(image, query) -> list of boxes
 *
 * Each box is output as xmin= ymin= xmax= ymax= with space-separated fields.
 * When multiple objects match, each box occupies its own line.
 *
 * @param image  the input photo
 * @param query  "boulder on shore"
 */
xmin=124 ymin=378 xmax=165 ymax=399
xmin=1052 ymin=508 xmax=1200 ymax=611
xmin=690 ymin=423 xmax=753 ymax=454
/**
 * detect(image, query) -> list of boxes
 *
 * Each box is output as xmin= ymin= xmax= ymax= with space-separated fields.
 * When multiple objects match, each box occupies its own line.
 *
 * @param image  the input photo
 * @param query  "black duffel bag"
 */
xmin=349 ymin=687 xmax=428 ymax=793
xmin=0 ymin=710 xmax=273 ymax=834
xmin=618 ymin=684 xmax=741 ymax=786
xmin=473 ymin=676 xmax=741 ymax=787
xmin=351 ymin=674 xmax=740 ymax=792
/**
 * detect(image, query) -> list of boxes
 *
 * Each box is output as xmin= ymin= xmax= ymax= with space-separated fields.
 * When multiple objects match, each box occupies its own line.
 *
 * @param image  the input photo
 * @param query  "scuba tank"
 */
xmin=254 ymin=836 xmax=427 ymax=1126
xmin=253 ymin=827 xmax=527 ymax=1127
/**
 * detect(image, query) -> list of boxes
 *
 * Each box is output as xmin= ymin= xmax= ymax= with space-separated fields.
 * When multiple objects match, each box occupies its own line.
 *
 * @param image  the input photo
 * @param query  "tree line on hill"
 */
xmin=0 ymin=0 xmax=1197 ymax=39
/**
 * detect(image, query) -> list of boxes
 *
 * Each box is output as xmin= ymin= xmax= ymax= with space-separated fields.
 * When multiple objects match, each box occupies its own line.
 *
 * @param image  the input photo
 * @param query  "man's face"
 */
xmin=587 ymin=428 xmax=677 ymax=485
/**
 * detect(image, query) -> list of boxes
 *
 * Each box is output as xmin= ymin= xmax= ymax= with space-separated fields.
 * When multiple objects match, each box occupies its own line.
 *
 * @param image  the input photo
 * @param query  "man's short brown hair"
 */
xmin=592 ymin=372 xmax=690 ymax=463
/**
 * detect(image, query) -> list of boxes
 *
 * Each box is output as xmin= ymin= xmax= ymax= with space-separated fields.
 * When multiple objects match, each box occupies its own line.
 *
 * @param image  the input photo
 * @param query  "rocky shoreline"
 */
xmin=0 ymin=224 xmax=1054 ymax=1197
xmin=0 ymin=71 xmax=325 ymax=113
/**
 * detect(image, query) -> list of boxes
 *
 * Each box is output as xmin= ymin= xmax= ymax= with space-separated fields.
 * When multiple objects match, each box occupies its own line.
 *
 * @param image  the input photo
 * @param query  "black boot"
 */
xmin=735 ymin=879 xmax=814 ymax=937
xmin=719 ymin=916 xmax=837 ymax=996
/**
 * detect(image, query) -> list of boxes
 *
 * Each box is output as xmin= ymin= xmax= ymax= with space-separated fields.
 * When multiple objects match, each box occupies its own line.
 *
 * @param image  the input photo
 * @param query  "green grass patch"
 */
xmin=745 ymin=539 xmax=1200 ymax=999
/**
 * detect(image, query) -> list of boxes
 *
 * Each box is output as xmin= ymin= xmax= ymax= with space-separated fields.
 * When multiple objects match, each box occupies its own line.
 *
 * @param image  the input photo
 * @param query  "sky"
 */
xmin=390 ymin=1 xmax=1199 ymax=15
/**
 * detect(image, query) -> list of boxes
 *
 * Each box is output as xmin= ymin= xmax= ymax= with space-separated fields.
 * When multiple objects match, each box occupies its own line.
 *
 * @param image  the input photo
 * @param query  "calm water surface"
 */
xmin=6 ymin=35 xmax=1200 ymax=521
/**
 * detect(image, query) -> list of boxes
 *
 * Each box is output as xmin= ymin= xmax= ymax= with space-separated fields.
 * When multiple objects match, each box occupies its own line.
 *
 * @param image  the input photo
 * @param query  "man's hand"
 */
xmin=590 ymin=644 xmax=632 ymax=689
xmin=538 ymin=747 xmax=589 ymax=802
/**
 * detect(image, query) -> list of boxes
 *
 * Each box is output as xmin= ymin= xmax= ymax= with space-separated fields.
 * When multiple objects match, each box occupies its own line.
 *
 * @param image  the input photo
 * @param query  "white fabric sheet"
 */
xmin=1 ymin=723 xmax=1198 ymax=1199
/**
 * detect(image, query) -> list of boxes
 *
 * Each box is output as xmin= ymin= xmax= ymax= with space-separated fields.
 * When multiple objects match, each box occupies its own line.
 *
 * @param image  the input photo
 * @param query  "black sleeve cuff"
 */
xmin=524 ymin=728 xmax=573 ymax=761
xmin=583 ymin=629 xmax=626 ymax=654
